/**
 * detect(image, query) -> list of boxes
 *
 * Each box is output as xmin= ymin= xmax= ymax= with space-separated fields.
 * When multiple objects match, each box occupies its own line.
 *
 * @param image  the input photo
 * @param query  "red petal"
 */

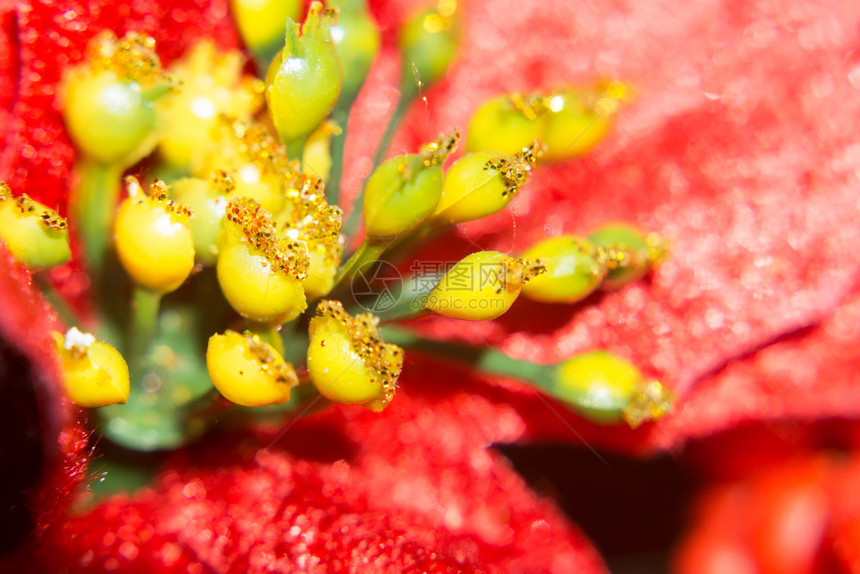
xmin=0 ymin=243 xmax=89 ymax=546
xmin=29 ymin=376 xmax=606 ymax=573
xmin=345 ymin=0 xmax=860 ymax=448
xmin=675 ymin=449 xmax=860 ymax=574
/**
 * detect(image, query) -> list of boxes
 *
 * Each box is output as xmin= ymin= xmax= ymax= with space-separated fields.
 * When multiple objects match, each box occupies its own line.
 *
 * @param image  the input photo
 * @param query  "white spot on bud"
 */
xmin=64 ymin=327 xmax=95 ymax=354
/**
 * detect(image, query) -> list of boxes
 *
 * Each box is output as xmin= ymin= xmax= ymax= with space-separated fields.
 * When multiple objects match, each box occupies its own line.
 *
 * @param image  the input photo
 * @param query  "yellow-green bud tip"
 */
xmin=0 ymin=183 xmax=72 ymax=270
xmin=265 ymin=1 xmax=342 ymax=152
xmin=62 ymin=32 xmax=172 ymax=166
xmin=362 ymin=131 xmax=456 ymax=238
xmin=588 ymin=223 xmax=666 ymax=291
xmin=552 ymin=350 xmax=672 ymax=427
xmin=425 ymin=251 xmax=545 ymax=320
xmin=520 ymin=236 xmax=607 ymax=303
xmin=433 ymin=141 xmax=540 ymax=224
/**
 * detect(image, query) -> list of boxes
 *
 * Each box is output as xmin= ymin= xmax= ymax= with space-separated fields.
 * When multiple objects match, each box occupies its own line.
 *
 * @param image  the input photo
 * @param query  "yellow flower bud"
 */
xmin=302 ymin=120 xmax=341 ymax=182
xmin=171 ymin=172 xmax=235 ymax=266
xmin=588 ymin=223 xmax=667 ymax=291
xmin=265 ymin=2 xmax=341 ymax=153
xmin=363 ymin=130 xmax=458 ymax=238
xmin=551 ymin=351 xmax=671 ymax=427
xmin=198 ymin=120 xmax=288 ymax=214
xmin=273 ymin=174 xmax=343 ymax=299
xmin=302 ymin=244 xmax=340 ymax=300
xmin=52 ymin=327 xmax=130 ymax=408
xmin=466 ymin=94 xmax=546 ymax=156
xmin=398 ymin=2 xmax=460 ymax=99
xmin=206 ymin=330 xmax=297 ymax=407
xmin=0 ymin=183 xmax=71 ymax=270
xmin=114 ymin=177 xmax=195 ymax=294
xmin=158 ymin=40 xmax=264 ymax=171
xmin=425 ymin=251 xmax=546 ymax=320
xmin=217 ymin=198 xmax=309 ymax=324
xmin=307 ymin=300 xmax=403 ymax=411
xmin=542 ymin=82 xmax=628 ymax=161
xmin=433 ymin=143 xmax=540 ymax=224
xmin=230 ymin=0 xmax=303 ymax=63
xmin=520 ymin=236 xmax=606 ymax=303
xmin=62 ymin=32 xmax=171 ymax=167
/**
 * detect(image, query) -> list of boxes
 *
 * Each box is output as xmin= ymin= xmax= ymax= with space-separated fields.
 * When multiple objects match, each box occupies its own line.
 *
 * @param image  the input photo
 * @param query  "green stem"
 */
xmin=359 ymin=269 xmax=443 ymax=322
xmin=381 ymin=326 xmax=554 ymax=389
xmin=34 ymin=272 xmax=83 ymax=328
xmin=330 ymin=239 xmax=388 ymax=294
xmin=248 ymin=321 xmax=286 ymax=357
xmin=379 ymin=219 xmax=443 ymax=265
xmin=343 ymin=94 xmax=413 ymax=237
xmin=182 ymin=387 xmax=233 ymax=420
xmin=71 ymin=159 xmax=122 ymax=276
xmin=326 ymin=107 xmax=350 ymax=205
xmin=130 ymin=286 xmax=161 ymax=368
xmin=285 ymin=137 xmax=307 ymax=161
xmin=372 ymin=95 xmax=412 ymax=168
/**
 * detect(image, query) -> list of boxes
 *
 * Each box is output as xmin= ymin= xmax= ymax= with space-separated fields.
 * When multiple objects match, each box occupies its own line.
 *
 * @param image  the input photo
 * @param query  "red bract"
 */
xmin=39 ymin=370 xmax=609 ymax=573
xmin=346 ymin=0 xmax=860 ymax=451
xmin=0 ymin=0 xmax=606 ymax=571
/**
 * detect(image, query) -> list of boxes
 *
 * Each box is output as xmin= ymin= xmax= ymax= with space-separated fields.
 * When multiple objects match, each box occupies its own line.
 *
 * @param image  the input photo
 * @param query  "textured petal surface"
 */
xmin=0 ymin=243 xmax=90 ymax=550
xmin=2 ymin=0 xmax=860 ymax=568
xmin=342 ymin=0 xmax=860 ymax=448
xmin=29 ymin=373 xmax=606 ymax=573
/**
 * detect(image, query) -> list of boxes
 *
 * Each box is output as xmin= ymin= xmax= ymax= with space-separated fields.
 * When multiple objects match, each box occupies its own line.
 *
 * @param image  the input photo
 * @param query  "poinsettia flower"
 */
xmin=2 ymin=0 xmax=860 ymax=571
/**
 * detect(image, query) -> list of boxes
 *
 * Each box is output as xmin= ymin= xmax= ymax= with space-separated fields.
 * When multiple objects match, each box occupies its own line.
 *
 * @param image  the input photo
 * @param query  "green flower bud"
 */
xmin=265 ymin=2 xmax=342 ymax=155
xmin=466 ymin=94 xmax=546 ymax=156
xmin=542 ymin=82 xmax=628 ymax=161
xmin=62 ymin=31 xmax=172 ymax=167
xmin=551 ymin=350 xmax=671 ymax=427
xmin=520 ymin=236 xmax=606 ymax=303
xmin=171 ymin=172 xmax=236 ymax=266
xmin=157 ymin=40 xmax=264 ymax=172
xmin=230 ymin=0 xmax=303 ymax=64
xmin=398 ymin=2 xmax=460 ymax=99
xmin=363 ymin=130 xmax=458 ymax=239
xmin=200 ymin=120 xmax=289 ymax=215
xmin=425 ymin=251 xmax=545 ymax=320
xmin=329 ymin=0 xmax=381 ymax=108
xmin=0 ymin=183 xmax=71 ymax=270
xmin=433 ymin=143 xmax=540 ymax=224
xmin=588 ymin=223 xmax=667 ymax=291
